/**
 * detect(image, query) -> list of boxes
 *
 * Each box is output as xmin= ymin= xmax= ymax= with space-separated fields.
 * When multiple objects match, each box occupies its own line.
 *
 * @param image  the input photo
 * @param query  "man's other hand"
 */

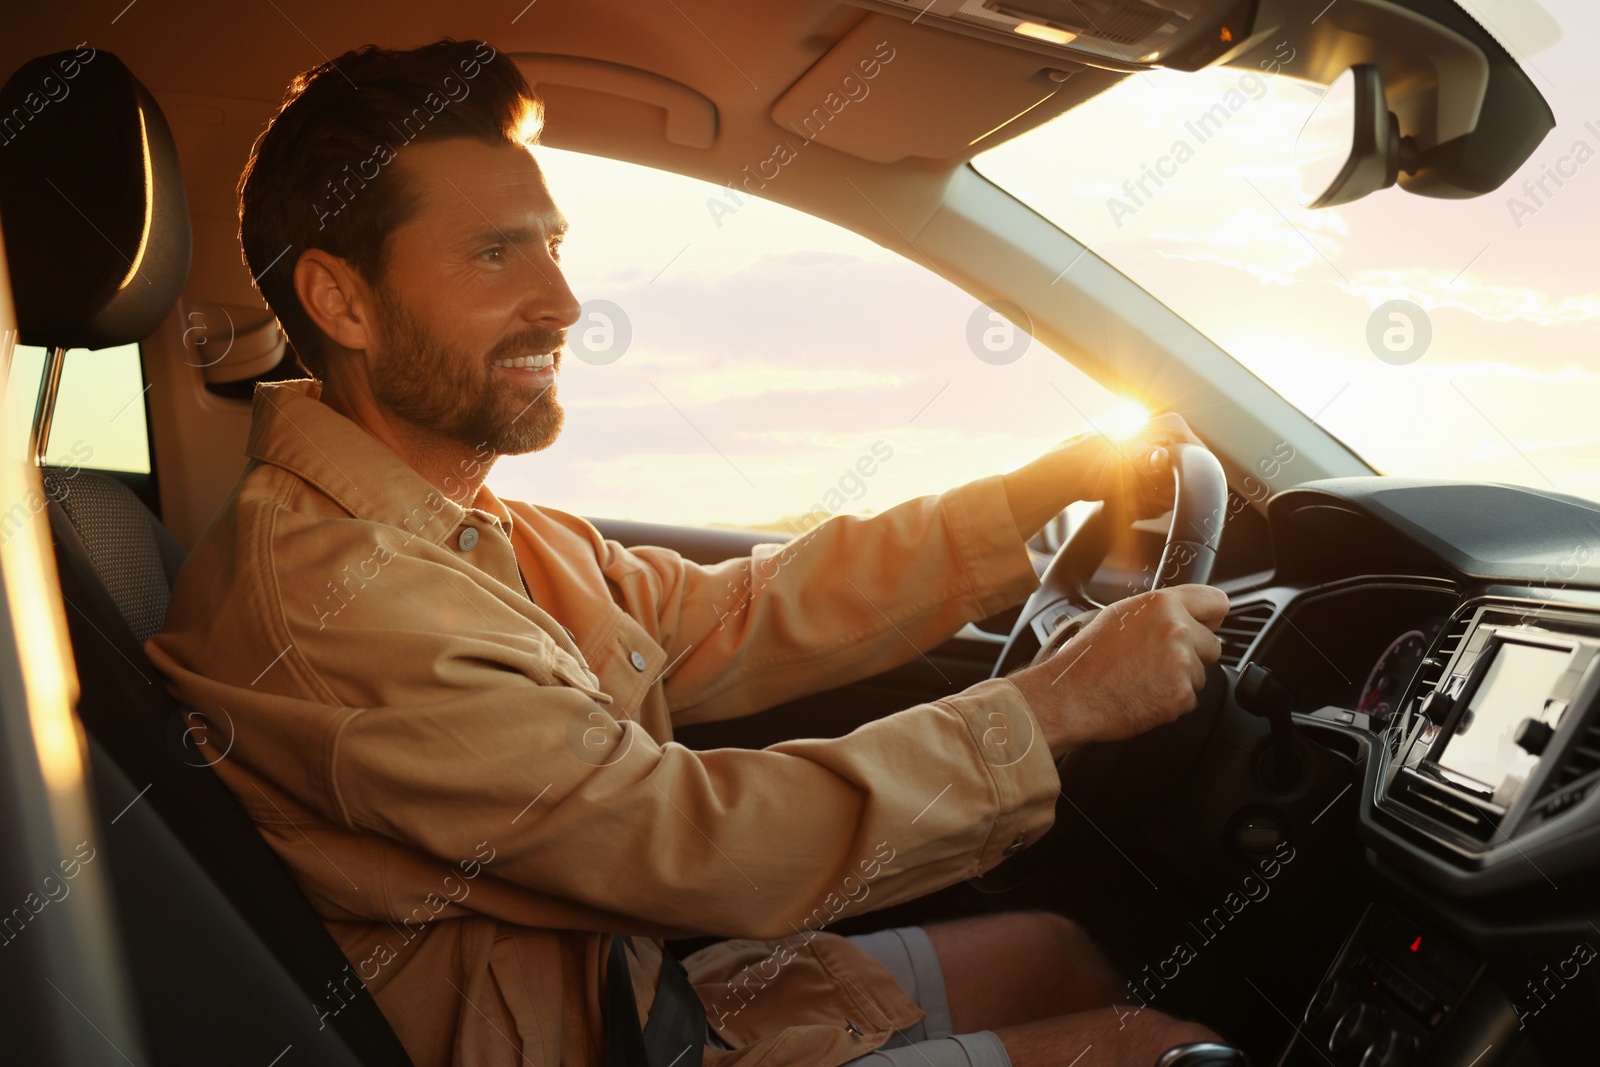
xmin=1062 ymin=411 xmax=1202 ymax=520
xmin=1008 ymin=584 xmax=1229 ymax=759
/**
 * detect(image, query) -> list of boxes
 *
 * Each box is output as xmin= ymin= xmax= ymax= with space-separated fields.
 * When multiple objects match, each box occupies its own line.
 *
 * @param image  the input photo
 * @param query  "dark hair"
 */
xmin=238 ymin=39 xmax=542 ymax=378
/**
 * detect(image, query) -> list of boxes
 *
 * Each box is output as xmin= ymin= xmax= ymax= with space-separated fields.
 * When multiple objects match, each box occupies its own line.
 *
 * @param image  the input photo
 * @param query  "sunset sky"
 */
xmin=977 ymin=0 xmax=1599 ymax=504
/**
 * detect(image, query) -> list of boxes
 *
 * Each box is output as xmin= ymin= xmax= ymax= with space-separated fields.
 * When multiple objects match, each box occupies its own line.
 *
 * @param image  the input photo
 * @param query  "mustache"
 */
xmin=488 ymin=328 xmax=565 ymax=363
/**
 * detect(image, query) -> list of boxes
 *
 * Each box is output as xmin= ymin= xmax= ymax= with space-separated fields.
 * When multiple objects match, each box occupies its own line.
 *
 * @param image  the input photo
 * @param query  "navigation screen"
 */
xmin=1436 ymin=641 xmax=1572 ymax=797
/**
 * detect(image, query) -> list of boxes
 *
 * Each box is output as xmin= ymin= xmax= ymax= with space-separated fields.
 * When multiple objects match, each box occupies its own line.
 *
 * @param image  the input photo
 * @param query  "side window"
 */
xmin=491 ymin=147 xmax=1135 ymax=531
xmin=3 ymin=343 xmax=152 ymax=473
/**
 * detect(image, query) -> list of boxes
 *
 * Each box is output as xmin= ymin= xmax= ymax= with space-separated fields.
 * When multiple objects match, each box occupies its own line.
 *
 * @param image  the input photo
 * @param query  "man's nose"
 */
xmin=524 ymin=255 xmax=581 ymax=331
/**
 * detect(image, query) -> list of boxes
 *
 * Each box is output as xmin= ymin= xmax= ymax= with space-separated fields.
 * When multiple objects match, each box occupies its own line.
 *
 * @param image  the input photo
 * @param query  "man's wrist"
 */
xmin=1007 ymin=659 xmax=1091 ymax=760
xmin=1002 ymin=444 xmax=1084 ymax=543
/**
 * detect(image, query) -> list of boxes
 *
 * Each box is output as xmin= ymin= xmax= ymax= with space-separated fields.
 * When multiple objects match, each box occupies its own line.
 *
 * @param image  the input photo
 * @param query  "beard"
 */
xmin=368 ymin=290 xmax=565 ymax=456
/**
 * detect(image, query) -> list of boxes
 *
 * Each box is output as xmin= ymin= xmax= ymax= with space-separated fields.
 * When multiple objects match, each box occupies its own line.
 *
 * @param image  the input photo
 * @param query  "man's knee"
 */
xmin=1017 ymin=911 xmax=1122 ymax=1000
xmin=1110 ymin=1009 xmax=1222 ymax=1064
xmin=994 ymin=1007 xmax=1222 ymax=1066
xmin=1024 ymin=911 xmax=1099 ymax=960
xmin=1145 ymin=1016 xmax=1221 ymax=1048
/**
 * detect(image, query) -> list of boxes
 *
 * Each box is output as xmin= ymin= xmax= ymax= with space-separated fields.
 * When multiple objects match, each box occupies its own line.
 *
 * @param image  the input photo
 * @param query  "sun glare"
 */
xmin=1098 ymin=401 xmax=1151 ymax=442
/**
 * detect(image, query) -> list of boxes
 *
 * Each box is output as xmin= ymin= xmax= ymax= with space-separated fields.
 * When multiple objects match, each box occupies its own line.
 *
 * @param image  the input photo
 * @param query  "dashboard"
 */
xmin=1201 ymin=478 xmax=1600 ymax=1067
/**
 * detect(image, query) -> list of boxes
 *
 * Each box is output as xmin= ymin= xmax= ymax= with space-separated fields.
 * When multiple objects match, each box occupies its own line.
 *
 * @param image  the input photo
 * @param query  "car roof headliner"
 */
xmin=1 ymin=0 xmax=1126 ymax=310
xmin=0 ymin=0 xmax=1107 ymax=168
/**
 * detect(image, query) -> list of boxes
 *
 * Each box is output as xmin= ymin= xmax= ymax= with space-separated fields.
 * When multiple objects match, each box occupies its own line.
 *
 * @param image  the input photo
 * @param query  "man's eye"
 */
xmin=480 ymin=247 xmax=506 ymax=263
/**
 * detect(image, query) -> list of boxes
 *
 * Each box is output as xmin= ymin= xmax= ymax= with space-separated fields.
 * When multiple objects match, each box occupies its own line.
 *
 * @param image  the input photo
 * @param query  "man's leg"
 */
xmin=925 ymin=911 xmax=1221 ymax=1066
xmin=991 ymin=1010 xmax=1219 ymax=1067
xmin=925 ymin=911 xmax=1124 ymax=1030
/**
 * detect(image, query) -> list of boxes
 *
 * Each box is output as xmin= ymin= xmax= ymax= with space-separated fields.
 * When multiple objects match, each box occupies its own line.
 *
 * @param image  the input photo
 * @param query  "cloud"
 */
xmin=1146 ymin=201 xmax=1348 ymax=286
xmin=1342 ymin=270 xmax=1600 ymax=326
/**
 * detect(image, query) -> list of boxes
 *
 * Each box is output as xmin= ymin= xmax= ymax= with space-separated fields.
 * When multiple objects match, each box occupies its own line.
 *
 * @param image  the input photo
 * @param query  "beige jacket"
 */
xmin=146 ymin=379 xmax=1061 ymax=1067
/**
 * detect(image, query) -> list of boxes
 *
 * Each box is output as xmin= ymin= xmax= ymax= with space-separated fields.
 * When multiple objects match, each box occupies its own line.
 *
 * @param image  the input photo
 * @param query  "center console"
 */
xmin=1278 ymin=903 xmax=1482 ymax=1066
xmin=1378 ymin=600 xmax=1600 ymax=856
xmin=1279 ymin=598 xmax=1600 ymax=1066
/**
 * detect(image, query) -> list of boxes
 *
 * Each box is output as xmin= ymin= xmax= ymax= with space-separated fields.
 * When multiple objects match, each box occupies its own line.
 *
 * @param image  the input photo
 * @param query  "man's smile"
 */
xmin=491 ymin=350 xmax=558 ymax=384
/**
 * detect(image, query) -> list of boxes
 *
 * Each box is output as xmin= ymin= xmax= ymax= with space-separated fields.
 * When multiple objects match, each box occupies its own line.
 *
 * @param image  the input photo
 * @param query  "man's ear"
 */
xmin=294 ymin=249 xmax=373 ymax=353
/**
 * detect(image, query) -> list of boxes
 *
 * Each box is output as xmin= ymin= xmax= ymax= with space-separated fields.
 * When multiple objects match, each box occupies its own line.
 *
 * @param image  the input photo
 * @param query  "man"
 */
xmin=148 ymin=38 xmax=1231 ymax=1067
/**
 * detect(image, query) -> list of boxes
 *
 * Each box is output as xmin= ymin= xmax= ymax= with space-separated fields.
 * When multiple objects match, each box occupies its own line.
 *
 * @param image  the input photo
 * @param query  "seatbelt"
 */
xmin=606 ymin=934 xmax=707 ymax=1067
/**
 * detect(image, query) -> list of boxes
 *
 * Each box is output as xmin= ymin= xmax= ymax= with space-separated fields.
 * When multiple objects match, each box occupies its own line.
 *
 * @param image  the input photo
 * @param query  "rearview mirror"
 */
xmin=1296 ymin=65 xmax=1413 ymax=209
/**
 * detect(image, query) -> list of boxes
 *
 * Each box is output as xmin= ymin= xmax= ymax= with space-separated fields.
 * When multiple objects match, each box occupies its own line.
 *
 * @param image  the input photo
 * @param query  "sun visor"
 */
xmin=514 ymin=54 xmax=718 ymax=151
xmin=770 ymin=14 xmax=1080 ymax=164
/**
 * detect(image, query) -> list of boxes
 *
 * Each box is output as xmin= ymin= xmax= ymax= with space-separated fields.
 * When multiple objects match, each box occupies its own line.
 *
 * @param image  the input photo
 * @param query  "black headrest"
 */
xmin=0 ymin=47 xmax=191 ymax=349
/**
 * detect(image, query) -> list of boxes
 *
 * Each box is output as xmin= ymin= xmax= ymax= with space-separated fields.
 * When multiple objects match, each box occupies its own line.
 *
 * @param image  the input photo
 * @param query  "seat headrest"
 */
xmin=0 ymin=47 xmax=191 ymax=349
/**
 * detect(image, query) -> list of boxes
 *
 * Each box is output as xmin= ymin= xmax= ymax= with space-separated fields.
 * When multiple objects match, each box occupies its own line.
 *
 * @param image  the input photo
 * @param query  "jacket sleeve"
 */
xmin=589 ymin=473 xmax=1042 ymax=725
xmin=329 ymin=668 xmax=1061 ymax=940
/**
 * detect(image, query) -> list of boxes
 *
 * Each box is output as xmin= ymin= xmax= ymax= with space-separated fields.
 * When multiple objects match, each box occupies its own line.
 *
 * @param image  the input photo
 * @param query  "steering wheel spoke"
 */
xmin=992 ymin=444 xmax=1229 ymax=679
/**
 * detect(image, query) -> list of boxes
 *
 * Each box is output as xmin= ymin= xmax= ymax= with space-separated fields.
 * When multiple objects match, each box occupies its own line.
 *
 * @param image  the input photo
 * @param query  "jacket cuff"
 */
xmin=939 ymin=676 xmax=1059 ymax=872
xmin=939 ymin=474 xmax=1041 ymax=621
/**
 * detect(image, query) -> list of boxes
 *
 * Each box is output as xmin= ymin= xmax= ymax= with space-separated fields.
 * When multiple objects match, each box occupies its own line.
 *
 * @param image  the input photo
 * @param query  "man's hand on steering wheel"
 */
xmin=1009 ymin=584 xmax=1229 ymax=760
xmin=1058 ymin=412 xmax=1205 ymax=520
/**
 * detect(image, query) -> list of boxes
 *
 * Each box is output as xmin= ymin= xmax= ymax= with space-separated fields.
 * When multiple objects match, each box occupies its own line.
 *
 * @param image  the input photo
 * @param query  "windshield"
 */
xmin=975 ymin=2 xmax=1599 ymax=503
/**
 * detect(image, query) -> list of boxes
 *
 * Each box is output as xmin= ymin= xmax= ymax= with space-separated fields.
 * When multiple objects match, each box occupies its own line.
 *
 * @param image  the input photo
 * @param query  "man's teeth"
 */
xmin=491 ymin=353 xmax=556 ymax=369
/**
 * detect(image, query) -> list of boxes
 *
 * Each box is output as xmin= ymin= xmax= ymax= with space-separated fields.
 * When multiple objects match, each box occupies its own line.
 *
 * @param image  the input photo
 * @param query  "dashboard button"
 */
xmin=1360 ymin=1027 xmax=1419 ymax=1067
xmin=1418 ymin=690 xmax=1449 ymax=723
xmin=1514 ymin=717 xmax=1555 ymax=756
xmin=1330 ymin=1001 xmax=1380 ymax=1055
xmin=1304 ymin=977 xmax=1351 ymax=1031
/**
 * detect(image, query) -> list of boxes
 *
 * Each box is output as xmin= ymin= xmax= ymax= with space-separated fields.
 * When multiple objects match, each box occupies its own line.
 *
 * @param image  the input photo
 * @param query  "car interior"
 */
xmin=0 ymin=1 xmax=1594 ymax=1065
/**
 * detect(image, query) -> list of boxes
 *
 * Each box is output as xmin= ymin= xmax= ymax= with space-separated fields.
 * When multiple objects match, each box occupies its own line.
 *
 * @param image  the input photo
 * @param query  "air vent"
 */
xmin=1217 ymin=601 xmax=1273 ymax=668
xmin=1536 ymin=716 xmax=1600 ymax=818
xmin=1390 ymin=770 xmax=1501 ymax=844
xmin=1415 ymin=612 xmax=1473 ymax=694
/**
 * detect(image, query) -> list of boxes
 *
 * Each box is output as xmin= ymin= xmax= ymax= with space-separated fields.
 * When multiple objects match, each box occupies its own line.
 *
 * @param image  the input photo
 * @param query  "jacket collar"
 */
xmin=247 ymin=379 xmax=512 ymax=545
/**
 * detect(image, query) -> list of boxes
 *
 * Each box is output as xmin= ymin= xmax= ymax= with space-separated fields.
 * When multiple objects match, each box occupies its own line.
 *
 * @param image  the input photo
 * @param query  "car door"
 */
xmin=0 ymin=197 xmax=147 ymax=1066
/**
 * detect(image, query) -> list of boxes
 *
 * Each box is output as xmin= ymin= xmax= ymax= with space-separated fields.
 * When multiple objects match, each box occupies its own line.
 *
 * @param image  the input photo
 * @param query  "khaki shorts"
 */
xmin=703 ymin=925 xmax=1011 ymax=1066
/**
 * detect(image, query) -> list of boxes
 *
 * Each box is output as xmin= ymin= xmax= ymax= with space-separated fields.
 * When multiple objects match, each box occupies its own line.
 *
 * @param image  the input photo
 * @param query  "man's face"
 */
xmin=362 ymin=138 xmax=579 ymax=456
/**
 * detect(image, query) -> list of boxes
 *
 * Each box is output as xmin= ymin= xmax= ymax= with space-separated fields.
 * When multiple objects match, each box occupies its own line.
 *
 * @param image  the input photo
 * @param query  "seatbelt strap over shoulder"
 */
xmin=606 ymin=934 xmax=707 ymax=1067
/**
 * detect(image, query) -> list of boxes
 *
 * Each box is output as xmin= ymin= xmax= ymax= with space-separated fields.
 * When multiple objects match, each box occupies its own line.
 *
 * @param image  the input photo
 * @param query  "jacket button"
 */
xmin=457 ymin=527 xmax=480 ymax=551
xmin=630 ymin=650 xmax=647 ymax=672
xmin=1003 ymin=836 xmax=1027 ymax=856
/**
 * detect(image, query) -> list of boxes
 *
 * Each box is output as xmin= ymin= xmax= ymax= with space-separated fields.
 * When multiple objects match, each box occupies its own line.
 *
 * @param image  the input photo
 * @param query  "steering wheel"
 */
xmin=991 ymin=442 xmax=1230 ymax=680
xmin=971 ymin=443 xmax=1231 ymax=894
